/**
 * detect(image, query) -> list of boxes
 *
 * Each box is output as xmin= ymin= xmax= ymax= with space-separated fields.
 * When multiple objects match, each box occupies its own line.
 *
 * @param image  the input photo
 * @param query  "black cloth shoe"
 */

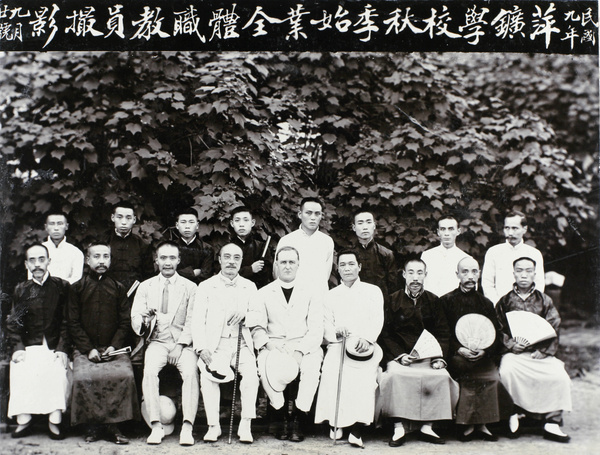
xmin=271 ymin=406 xmax=288 ymax=440
xmin=48 ymin=422 xmax=65 ymax=440
xmin=105 ymin=424 xmax=129 ymax=445
xmin=12 ymin=420 xmax=34 ymax=439
xmin=476 ymin=430 xmax=499 ymax=442
xmin=85 ymin=425 xmax=101 ymax=443
xmin=417 ymin=431 xmax=446 ymax=444
xmin=543 ymin=430 xmax=570 ymax=443
xmin=458 ymin=430 xmax=476 ymax=442
xmin=389 ymin=435 xmax=406 ymax=447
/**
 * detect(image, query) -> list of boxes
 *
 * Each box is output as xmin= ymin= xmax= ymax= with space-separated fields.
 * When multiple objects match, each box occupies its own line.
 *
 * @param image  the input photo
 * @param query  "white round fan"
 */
xmin=506 ymin=311 xmax=556 ymax=346
xmin=455 ymin=313 xmax=496 ymax=351
xmin=409 ymin=329 xmax=443 ymax=360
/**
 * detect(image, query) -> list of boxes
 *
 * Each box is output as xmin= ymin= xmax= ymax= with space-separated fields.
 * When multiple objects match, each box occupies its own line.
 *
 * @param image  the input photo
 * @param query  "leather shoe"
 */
xmin=203 ymin=425 xmax=221 ymax=442
xmin=417 ymin=431 xmax=445 ymax=444
xmin=274 ymin=421 xmax=289 ymax=440
xmin=147 ymin=426 xmax=164 ymax=445
xmin=85 ymin=426 xmax=100 ymax=443
xmin=289 ymin=416 xmax=304 ymax=442
xmin=237 ymin=418 xmax=253 ymax=444
xmin=106 ymin=427 xmax=129 ymax=445
xmin=389 ymin=435 xmax=406 ymax=447
xmin=543 ymin=430 xmax=570 ymax=443
xmin=12 ymin=420 xmax=33 ymax=439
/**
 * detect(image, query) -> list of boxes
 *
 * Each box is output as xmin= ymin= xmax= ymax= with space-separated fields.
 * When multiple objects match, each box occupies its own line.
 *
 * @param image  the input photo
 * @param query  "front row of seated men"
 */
xmin=6 ymin=241 xmax=572 ymax=446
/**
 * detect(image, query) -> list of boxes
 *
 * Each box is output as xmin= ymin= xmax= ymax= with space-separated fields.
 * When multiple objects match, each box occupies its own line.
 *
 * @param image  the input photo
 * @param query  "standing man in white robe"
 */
xmin=421 ymin=216 xmax=471 ymax=297
xmin=314 ymin=250 xmax=384 ymax=448
xmin=275 ymin=197 xmax=334 ymax=292
xmin=7 ymin=244 xmax=71 ymax=439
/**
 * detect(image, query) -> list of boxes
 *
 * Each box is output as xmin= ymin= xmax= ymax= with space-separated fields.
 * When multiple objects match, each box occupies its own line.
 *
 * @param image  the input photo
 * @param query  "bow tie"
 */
xmin=225 ymin=281 xmax=236 ymax=288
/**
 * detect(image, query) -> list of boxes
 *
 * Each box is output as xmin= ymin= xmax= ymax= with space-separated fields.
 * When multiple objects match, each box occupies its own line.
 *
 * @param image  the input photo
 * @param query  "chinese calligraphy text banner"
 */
xmin=0 ymin=1 xmax=597 ymax=53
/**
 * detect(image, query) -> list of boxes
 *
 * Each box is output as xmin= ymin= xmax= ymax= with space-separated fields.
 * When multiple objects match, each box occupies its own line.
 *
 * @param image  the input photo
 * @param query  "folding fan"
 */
xmin=505 ymin=310 xmax=556 ymax=346
xmin=409 ymin=329 xmax=443 ymax=359
xmin=455 ymin=313 xmax=496 ymax=351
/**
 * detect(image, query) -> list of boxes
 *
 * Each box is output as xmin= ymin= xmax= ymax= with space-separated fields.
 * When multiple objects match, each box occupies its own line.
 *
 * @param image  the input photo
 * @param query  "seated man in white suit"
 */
xmin=247 ymin=246 xmax=324 ymax=442
xmin=131 ymin=241 xmax=199 ymax=446
xmin=192 ymin=243 xmax=259 ymax=443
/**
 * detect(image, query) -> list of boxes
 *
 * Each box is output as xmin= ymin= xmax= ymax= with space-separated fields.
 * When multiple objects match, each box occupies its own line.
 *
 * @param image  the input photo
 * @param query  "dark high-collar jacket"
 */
xmin=6 ymin=276 xmax=70 ymax=354
xmin=67 ymin=272 xmax=131 ymax=354
xmin=230 ymin=232 xmax=273 ymax=289
xmin=106 ymin=230 xmax=152 ymax=290
xmin=167 ymin=231 xmax=215 ymax=284
xmin=379 ymin=288 xmax=449 ymax=365
xmin=351 ymin=239 xmax=399 ymax=302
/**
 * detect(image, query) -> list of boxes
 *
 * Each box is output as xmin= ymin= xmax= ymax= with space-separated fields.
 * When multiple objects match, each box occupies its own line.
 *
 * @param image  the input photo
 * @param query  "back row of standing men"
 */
xmin=6 ymin=197 xmax=569 ymax=447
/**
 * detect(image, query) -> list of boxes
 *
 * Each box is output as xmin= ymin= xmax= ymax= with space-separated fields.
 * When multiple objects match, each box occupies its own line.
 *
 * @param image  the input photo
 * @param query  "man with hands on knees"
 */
xmin=247 ymin=246 xmax=324 ymax=443
xmin=192 ymin=243 xmax=259 ymax=443
xmin=377 ymin=258 xmax=458 ymax=447
xmin=67 ymin=242 xmax=139 ymax=444
xmin=7 ymin=244 xmax=71 ymax=440
xmin=131 ymin=241 xmax=199 ymax=446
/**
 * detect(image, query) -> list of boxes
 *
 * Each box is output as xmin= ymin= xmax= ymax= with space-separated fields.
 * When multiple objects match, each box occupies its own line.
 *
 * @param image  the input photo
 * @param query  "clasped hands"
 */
xmin=511 ymin=340 xmax=547 ymax=359
xmin=458 ymin=346 xmax=486 ymax=361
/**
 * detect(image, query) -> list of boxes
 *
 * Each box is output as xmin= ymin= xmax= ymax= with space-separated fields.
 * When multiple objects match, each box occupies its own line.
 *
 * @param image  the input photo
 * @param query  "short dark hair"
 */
xmin=300 ymin=197 xmax=323 ymax=211
xmin=113 ymin=201 xmax=136 ymax=215
xmin=513 ymin=256 xmax=536 ymax=269
xmin=337 ymin=249 xmax=360 ymax=264
xmin=45 ymin=212 xmax=69 ymax=224
xmin=505 ymin=210 xmax=527 ymax=228
xmin=438 ymin=215 xmax=458 ymax=225
xmin=155 ymin=240 xmax=180 ymax=255
xmin=176 ymin=208 xmax=199 ymax=220
xmin=25 ymin=243 xmax=49 ymax=258
xmin=219 ymin=243 xmax=243 ymax=257
xmin=403 ymin=257 xmax=426 ymax=272
xmin=85 ymin=241 xmax=111 ymax=257
xmin=275 ymin=246 xmax=299 ymax=261
xmin=230 ymin=206 xmax=253 ymax=219
xmin=352 ymin=209 xmax=375 ymax=223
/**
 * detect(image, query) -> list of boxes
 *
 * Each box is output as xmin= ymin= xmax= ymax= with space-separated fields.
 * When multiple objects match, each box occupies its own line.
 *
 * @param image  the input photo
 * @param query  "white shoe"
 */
xmin=348 ymin=433 xmax=364 ymax=448
xmin=329 ymin=427 xmax=343 ymax=440
xmin=179 ymin=426 xmax=195 ymax=446
xmin=237 ymin=418 xmax=253 ymax=444
xmin=203 ymin=425 xmax=221 ymax=442
xmin=147 ymin=427 xmax=164 ymax=445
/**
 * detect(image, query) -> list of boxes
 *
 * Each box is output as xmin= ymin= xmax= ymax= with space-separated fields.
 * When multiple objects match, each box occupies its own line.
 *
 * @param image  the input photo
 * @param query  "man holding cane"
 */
xmin=192 ymin=243 xmax=259 ymax=443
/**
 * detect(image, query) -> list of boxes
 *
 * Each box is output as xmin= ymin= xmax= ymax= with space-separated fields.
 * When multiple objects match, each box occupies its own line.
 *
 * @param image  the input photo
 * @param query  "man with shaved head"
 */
xmin=192 ymin=243 xmax=259 ymax=443
xmin=439 ymin=257 xmax=512 ymax=442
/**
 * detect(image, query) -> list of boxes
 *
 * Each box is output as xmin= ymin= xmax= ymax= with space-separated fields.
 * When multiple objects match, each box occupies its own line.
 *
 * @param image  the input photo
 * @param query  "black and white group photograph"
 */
xmin=0 ymin=1 xmax=598 ymax=454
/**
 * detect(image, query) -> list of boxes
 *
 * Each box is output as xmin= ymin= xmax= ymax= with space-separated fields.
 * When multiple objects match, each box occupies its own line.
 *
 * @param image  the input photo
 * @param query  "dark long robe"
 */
xmin=106 ymin=231 xmax=152 ymax=291
xmin=67 ymin=272 xmax=139 ymax=425
xmin=352 ymin=239 xmax=399 ymax=306
xmin=439 ymin=287 xmax=513 ymax=425
xmin=377 ymin=289 xmax=459 ymax=422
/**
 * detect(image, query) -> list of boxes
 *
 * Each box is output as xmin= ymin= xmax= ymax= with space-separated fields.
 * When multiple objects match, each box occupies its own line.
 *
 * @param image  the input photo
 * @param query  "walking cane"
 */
xmin=228 ymin=324 xmax=244 ymax=444
xmin=333 ymin=336 xmax=347 ymax=445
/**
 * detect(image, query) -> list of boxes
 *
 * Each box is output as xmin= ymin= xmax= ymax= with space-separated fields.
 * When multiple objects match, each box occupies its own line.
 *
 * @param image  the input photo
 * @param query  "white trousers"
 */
xmin=199 ymin=337 xmax=259 ymax=425
xmin=142 ymin=342 xmax=199 ymax=424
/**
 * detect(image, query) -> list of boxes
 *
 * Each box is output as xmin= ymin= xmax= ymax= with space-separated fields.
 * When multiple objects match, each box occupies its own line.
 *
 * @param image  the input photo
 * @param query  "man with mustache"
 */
xmin=247 ymin=246 xmax=324 ymax=442
xmin=496 ymin=257 xmax=572 ymax=443
xmin=439 ymin=257 xmax=512 ymax=442
xmin=275 ymin=197 xmax=334 ymax=292
xmin=192 ymin=243 xmax=259 ymax=443
xmin=67 ymin=242 xmax=139 ymax=444
xmin=6 ymin=244 xmax=70 ymax=440
xmin=377 ymin=258 xmax=458 ymax=446
xmin=350 ymin=210 xmax=399 ymax=306
xmin=165 ymin=208 xmax=214 ymax=284
xmin=131 ymin=241 xmax=199 ymax=446
xmin=421 ymin=216 xmax=472 ymax=298
xmin=482 ymin=211 xmax=545 ymax=305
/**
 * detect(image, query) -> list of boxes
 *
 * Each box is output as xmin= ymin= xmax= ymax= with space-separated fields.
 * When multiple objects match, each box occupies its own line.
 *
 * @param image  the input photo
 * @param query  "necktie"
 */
xmin=161 ymin=279 xmax=170 ymax=314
